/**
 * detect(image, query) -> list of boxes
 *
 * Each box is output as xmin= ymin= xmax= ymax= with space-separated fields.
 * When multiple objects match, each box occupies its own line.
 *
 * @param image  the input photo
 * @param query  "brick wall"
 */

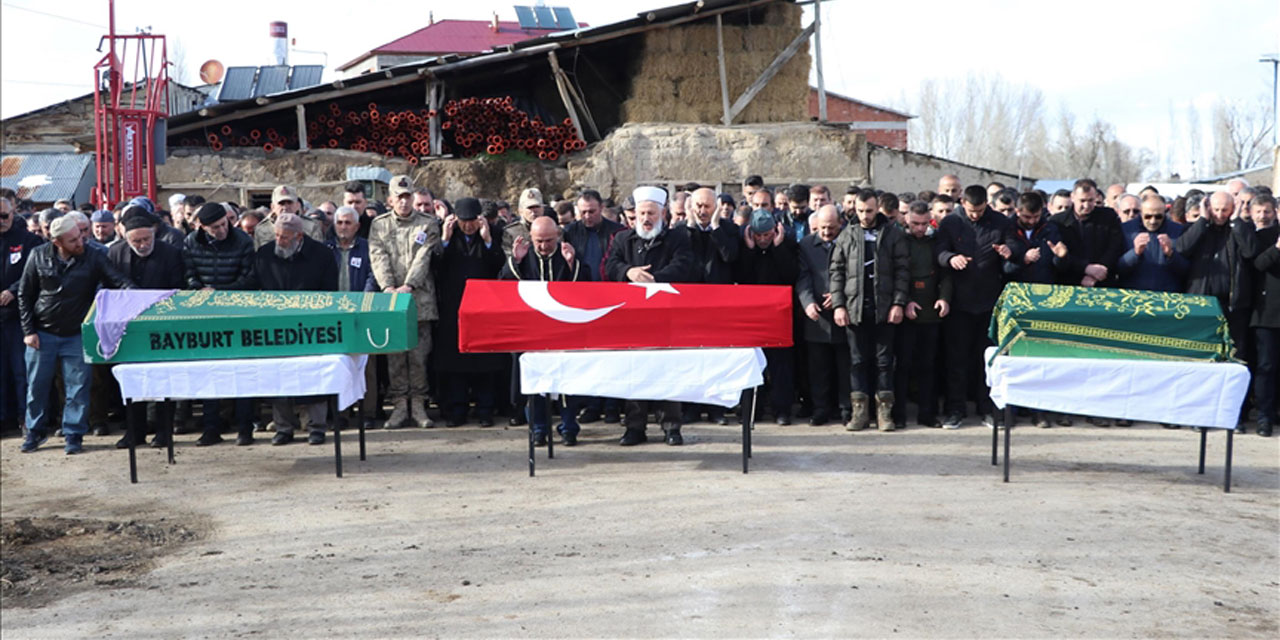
xmin=807 ymin=90 xmax=909 ymax=150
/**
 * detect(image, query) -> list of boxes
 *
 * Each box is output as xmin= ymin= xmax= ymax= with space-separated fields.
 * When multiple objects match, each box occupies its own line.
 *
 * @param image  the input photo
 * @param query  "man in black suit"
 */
xmin=1250 ymin=195 xmax=1278 ymax=437
xmin=108 ymin=214 xmax=186 ymax=449
xmin=682 ymin=187 xmax=741 ymax=425
xmin=796 ymin=205 xmax=849 ymax=425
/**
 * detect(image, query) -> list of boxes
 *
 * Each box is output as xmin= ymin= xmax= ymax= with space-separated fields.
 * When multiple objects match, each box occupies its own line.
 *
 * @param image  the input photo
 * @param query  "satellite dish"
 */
xmin=199 ymin=59 xmax=225 ymax=84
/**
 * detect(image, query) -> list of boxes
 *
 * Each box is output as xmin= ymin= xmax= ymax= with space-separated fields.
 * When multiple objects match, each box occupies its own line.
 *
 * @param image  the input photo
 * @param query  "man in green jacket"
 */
xmin=893 ymin=201 xmax=952 ymax=428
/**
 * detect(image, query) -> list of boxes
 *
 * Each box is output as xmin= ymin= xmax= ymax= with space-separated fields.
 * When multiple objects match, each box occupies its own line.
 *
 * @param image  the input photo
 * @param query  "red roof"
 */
xmin=339 ymin=19 xmax=585 ymax=71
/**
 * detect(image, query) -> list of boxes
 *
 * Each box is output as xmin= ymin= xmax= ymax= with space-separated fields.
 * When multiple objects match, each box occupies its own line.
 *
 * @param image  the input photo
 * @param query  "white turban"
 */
xmin=49 ymin=215 xmax=78 ymax=238
xmin=169 ymin=193 xmax=186 ymax=209
xmin=632 ymin=186 xmax=668 ymax=207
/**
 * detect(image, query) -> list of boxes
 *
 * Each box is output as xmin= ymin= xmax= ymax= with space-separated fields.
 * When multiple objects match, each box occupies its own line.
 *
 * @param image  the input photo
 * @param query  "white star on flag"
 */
xmin=629 ymin=282 xmax=681 ymax=299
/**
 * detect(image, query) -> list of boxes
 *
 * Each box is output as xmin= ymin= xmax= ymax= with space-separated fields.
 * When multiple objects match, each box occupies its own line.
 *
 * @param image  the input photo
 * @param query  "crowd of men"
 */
xmin=1 ymin=170 xmax=1276 ymax=456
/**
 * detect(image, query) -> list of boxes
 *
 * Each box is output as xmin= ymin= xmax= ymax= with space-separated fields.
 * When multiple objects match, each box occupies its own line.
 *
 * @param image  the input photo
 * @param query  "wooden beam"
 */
xmin=427 ymin=80 xmax=443 ymax=156
xmin=547 ymin=50 xmax=585 ymax=142
xmin=560 ymin=73 xmax=600 ymax=141
xmin=727 ymin=21 xmax=816 ymax=124
xmin=716 ymin=14 xmax=731 ymax=126
xmin=296 ymin=104 xmax=308 ymax=151
xmin=814 ymin=0 xmax=827 ymax=122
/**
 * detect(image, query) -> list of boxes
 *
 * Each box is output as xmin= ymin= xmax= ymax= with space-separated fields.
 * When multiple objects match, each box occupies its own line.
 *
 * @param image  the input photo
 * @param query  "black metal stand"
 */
xmin=332 ymin=396 xmax=342 ymax=478
xmin=1003 ymin=406 xmax=1011 ymax=483
xmin=546 ymin=394 xmax=555 ymax=460
xmin=126 ymin=399 xmax=138 ymax=484
xmin=528 ymin=421 xmax=536 ymax=478
xmin=164 ymin=409 xmax=175 ymax=465
xmin=743 ymin=387 xmax=757 ymax=473
xmin=1198 ymin=428 xmax=1207 ymax=474
xmin=357 ymin=402 xmax=367 ymax=461
xmin=1224 ymin=429 xmax=1233 ymax=493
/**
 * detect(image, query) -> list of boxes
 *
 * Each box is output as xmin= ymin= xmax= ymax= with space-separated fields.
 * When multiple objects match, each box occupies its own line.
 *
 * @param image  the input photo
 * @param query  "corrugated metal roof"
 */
xmin=0 ymin=153 xmax=94 ymax=202
xmin=337 ymin=19 xmax=584 ymax=71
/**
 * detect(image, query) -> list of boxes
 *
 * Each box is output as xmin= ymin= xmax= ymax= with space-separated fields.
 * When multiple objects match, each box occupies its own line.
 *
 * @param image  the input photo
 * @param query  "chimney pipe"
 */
xmin=492 ymin=13 xmax=499 ymax=32
xmin=428 ymin=11 xmax=434 ymax=25
xmin=269 ymin=21 xmax=288 ymax=66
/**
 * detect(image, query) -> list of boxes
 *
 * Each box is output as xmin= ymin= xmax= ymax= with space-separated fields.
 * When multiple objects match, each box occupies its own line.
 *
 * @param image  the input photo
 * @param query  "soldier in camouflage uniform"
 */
xmin=368 ymin=175 xmax=440 ymax=428
xmin=501 ymin=187 xmax=548 ymax=258
xmin=253 ymin=185 xmax=325 ymax=250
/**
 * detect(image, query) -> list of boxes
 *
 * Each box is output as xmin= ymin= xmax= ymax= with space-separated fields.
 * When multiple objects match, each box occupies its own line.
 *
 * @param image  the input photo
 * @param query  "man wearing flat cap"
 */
xmin=255 ymin=212 xmax=339 ymax=447
xmin=369 ymin=174 xmax=440 ymax=429
xmin=90 ymin=210 xmax=116 ymax=245
xmin=435 ymin=197 xmax=504 ymax=428
xmin=604 ymin=186 xmax=695 ymax=447
xmin=108 ymin=212 xmax=186 ymax=449
xmin=502 ymin=187 xmax=551 ymax=258
xmin=253 ymin=184 xmax=325 ymax=250
xmin=17 ymin=213 xmax=132 ymax=455
xmin=182 ymin=202 xmax=259 ymax=444
xmin=734 ymin=208 xmax=799 ymax=425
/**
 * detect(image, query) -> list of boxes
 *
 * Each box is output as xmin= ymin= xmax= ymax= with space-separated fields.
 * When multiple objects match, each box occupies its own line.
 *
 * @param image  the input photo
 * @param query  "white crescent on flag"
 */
xmin=517 ymin=281 xmax=626 ymax=324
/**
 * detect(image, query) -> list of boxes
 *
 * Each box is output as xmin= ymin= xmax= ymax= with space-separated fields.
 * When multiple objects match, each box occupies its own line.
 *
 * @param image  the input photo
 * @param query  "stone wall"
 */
xmin=567 ymin=122 xmax=868 ymax=200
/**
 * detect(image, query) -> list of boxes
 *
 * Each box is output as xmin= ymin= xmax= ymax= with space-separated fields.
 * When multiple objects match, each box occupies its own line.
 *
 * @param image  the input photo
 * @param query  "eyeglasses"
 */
xmin=1142 ymin=214 xmax=1164 ymax=221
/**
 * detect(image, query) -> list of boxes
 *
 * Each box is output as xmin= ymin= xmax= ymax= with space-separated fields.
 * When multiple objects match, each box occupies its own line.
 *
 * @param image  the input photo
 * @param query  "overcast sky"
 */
xmin=3 ymin=0 xmax=1278 ymax=177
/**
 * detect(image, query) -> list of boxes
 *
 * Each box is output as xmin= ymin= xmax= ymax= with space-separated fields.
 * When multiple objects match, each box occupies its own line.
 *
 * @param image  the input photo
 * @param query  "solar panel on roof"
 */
xmin=514 ymin=6 xmax=537 ymax=29
xmin=216 ymin=67 xmax=257 ymax=102
xmin=533 ymin=5 xmax=555 ymax=29
xmin=288 ymin=65 xmax=324 ymax=90
xmin=253 ymin=65 xmax=290 ymax=97
xmin=552 ymin=7 xmax=576 ymax=30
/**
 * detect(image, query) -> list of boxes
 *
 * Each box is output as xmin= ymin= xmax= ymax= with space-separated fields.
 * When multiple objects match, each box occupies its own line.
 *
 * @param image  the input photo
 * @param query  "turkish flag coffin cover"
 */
xmin=458 ymin=281 xmax=793 ymax=353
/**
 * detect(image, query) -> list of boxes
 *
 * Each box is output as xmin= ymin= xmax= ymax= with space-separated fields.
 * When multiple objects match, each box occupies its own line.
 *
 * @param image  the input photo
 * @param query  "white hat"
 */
xmin=168 ymin=193 xmax=186 ymax=209
xmin=50 ymin=215 xmax=78 ymax=238
xmin=632 ymin=186 xmax=668 ymax=207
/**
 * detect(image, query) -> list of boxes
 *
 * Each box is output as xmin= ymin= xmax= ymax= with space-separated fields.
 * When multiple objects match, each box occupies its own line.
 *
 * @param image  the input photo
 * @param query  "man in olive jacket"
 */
xmin=893 ymin=202 xmax=952 ymax=428
xmin=368 ymin=174 xmax=440 ymax=429
xmin=830 ymin=190 xmax=909 ymax=432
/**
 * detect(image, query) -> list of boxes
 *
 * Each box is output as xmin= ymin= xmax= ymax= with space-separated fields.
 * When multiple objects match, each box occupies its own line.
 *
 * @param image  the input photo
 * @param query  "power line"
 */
xmin=1 ymin=3 xmax=106 ymax=29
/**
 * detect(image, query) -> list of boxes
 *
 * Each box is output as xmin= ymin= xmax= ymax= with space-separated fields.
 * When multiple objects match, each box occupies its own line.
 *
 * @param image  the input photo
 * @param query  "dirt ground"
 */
xmin=1 ymin=418 xmax=1277 ymax=639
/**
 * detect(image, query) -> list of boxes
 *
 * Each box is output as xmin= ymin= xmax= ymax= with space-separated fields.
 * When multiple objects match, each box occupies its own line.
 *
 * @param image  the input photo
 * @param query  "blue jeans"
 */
xmin=0 ymin=320 xmax=27 ymax=426
xmin=25 ymin=331 xmax=90 ymax=437
xmin=527 ymin=394 xmax=580 ymax=437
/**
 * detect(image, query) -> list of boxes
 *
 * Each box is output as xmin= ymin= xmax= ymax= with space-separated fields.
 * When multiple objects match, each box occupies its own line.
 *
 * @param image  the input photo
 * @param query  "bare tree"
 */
xmin=1211 ymin=94 xmax=1274 ymax=174
xmin=1186 ymin=103 xmax=1203 ymax=178
xmin=169 ymin=39 xmax=191 ymax=85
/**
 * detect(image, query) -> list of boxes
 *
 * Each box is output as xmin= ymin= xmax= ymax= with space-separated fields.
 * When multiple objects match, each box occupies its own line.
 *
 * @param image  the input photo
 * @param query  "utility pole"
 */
xmin=1261 ymin=53 xmax=1279 ymax=147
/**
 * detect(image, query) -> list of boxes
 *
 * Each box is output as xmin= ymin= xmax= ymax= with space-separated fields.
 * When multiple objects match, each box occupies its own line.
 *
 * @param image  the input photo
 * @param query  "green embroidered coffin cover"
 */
xmin=989 ymin=283 xmax=1234 ymax=362
xmin=83 ymin=290 xmax=418 ymax=364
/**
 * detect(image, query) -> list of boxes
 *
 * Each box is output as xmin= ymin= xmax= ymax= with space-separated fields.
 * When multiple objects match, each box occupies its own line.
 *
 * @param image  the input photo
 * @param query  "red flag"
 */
xmin=459 ymin=280 xmax=792 ymax=352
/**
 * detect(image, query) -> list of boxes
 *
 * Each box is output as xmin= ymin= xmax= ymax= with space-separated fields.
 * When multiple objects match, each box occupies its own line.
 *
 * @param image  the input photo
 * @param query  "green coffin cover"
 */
xmin=989 ymin=283 xmax=1234 ymax=362
xmin=83 ymin=290 xmax=418 ymax=364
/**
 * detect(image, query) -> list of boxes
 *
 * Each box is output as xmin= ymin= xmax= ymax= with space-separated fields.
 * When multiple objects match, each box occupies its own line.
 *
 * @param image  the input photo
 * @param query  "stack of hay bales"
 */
xmin=621 ymin=2 xmax=809 ymax=124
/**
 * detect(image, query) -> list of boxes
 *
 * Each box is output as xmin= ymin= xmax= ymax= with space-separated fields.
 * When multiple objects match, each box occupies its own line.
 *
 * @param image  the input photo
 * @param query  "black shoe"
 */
xmin=603 ymin=412 xmax=621 ymax=424
xmin=894 ymin=421 xmax=907 ymax=430
xmin=941 ymin=413 xmax=963 ymax=430
xmin=445 ymin=419 xmax=464 ymax=428
xmin=509 ymin=415 xmax=527 ymax=427
xmin=1115 ymin=419 xmax=1133 ymax=427
xmin=531 ymin=432 xmax=548 ymax=447
xmin=809 ymin=413 xmax=828 ymax=426
xmin=91 ymin=423 xmax=110 ymax=436
xmin=271 ymin=432 xmax=294 ymax=446
xmin=561 ymin=431 xmax=578 ymax=446
xmin=577 ymin=409 xmax=601 ymax=424
xmin=196 ymin=433 xmax=223 ymax=446
xmin=477 ymin=417 xmax=493 ymax=427
xmin=795 ymin=405 xmax=813 ymax=419
xmin=173 ymin=423 xmax=196 ymax=435
xmin=619 ymin=429 xmax=647 ymax=446
xmin=664 ymin=428 xmax=683 ymax=446
xmin=114 ymin=436 xmax=134 ymax=449
xmin=54 ymin=428 xmax=64 ymax=438
xmin=150 ymin=437 xmax=170 ymax=449
xmin=236 ymin=434 xmax=255 ymax=446
xmin=714 ymin=416 xmax=728 ymax=425
xmin=775 ymin=414 xmax=791 ymax=426
xmin=840 ymin=408 xmax=853 ymax=423
xmin=1162 ymin=423 xmax=1181 ymax=429
xmin=1237 ymin=424 xmax=1248 ymax=435
xmin=1257 ymin=424 xmax=1273 ymax=437
xmin=308 ymin=431 xmax=325 ymax=445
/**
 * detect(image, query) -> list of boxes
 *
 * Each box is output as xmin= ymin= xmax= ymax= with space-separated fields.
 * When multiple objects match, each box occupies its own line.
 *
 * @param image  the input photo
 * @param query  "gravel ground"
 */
xmin=1 ymin=420 xmax=1277 ymax=639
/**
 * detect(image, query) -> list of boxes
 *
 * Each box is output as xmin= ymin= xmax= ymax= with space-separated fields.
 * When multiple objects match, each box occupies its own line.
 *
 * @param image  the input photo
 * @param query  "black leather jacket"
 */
xmin=18 ymin=242 xmax=132 ymax=336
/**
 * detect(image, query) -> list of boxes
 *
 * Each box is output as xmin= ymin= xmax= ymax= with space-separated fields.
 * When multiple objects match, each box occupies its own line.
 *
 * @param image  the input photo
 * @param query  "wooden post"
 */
xmin=717 ymin=14 xmax=731 ymax=126
xmin=295 ymin=104 xmax=308 ymax=151
xmin=727 ymin=22 xmax=816 ymax=123
xmin=427 ymin=80 xmax=442 ymax=156
xmin=814 ymin=0 xmax=827 ymax=122
xmin=547 ymin=50 xmax=586 ymax=142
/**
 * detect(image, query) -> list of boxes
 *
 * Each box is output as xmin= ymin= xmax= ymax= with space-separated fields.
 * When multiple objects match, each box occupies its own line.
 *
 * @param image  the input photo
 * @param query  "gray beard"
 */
xmin=274 ymin=241 xmax=301 ymax=260
xmin=635 ymin=221 xmax=663 ymax=241
xmin=129 ymin=243 xmax=153 ymax=258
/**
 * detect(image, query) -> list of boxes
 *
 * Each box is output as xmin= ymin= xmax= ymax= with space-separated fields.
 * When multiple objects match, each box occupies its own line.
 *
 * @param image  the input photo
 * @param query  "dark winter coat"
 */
xmin=934 ymin=207 xmax=1017 ymax=314
xmin=108 ymin=238 xmax=185 ymax=290
xmin=436 ymin=230 xmax=506 ymax=372
xmin=604 ymin=226 xmax=694 ymax=283
xmin=18 ymin=242 xmax=132 ymax=336
xmin=1116 ymin=218 xmax=1187 ymax=292
xmin=1175 ymin=217 xmax=1258 ymax=313
xmin=1004 ymin=219 xmax=1071 ymax=285
xmin=830 ymin=214 xmax=909 ymax=325
xmin=1253 ymin=226 xmax=1280 ymax=328
xmin=183 ymin=227 xmax=256 ymax=290
xmin=1048 ymin=206 xmax=1125 ymax=285
xmin=1 ymin=224 xmax=43 ymax=324
xmin=795 ymin=232 xmax=844 ymax=343
xmin=253 ymin=236 xmax=338 ymax=292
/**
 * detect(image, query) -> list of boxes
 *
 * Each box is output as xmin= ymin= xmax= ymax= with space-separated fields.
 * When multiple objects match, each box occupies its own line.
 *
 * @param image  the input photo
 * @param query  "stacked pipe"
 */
xmin=441 ymin=95 xmax=586 ymax=161
xmin=178 ymin=95 xmax=586 ymax=163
